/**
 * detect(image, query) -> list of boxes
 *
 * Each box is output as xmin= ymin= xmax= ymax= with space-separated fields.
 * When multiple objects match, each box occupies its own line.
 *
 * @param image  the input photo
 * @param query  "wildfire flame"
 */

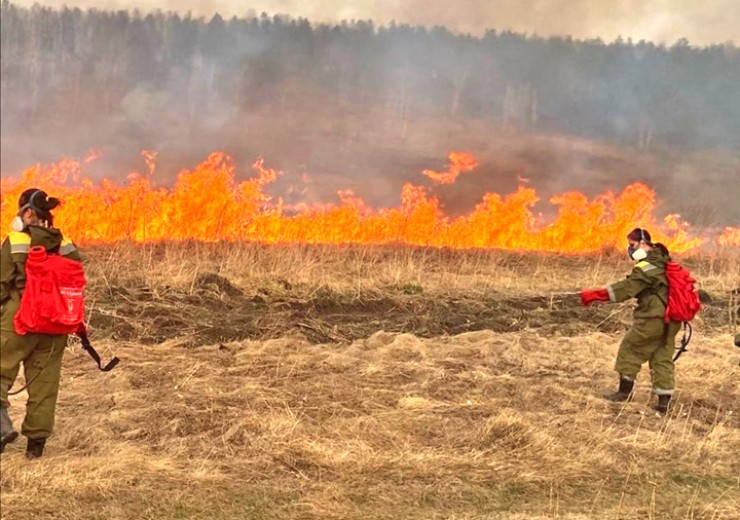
xmin=141 ymin=150 xmax=157 ymax=177
xmin=84 ymin=149 xmax=103 ymax=164
xmin=422 ymin=152 xmax=478 ymax=184
xmin=0 ymin=151 xmax=725 ymax=254
xmin=718 ymin=227 xmax=740 ymax=247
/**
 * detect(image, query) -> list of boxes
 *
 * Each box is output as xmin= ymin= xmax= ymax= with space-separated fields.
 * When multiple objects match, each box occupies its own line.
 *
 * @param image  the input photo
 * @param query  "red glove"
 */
xmin=580 ymin=288 xmax=610 ymax=306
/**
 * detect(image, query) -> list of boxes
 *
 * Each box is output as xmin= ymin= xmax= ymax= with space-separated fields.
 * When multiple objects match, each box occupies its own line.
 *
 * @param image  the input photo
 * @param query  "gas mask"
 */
xmin=10 ymin=214 xmax=26 ymax=232
xmin=627 ymin=244 xmax=647 ymax=261
xmin=10 ymin=205 xmax=33 ymax=232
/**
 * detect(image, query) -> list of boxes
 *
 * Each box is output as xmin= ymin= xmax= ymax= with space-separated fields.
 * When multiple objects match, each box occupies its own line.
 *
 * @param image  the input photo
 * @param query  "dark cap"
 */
xmin=18 ymin=188 xmax=61 ymax=223
xmin=627 ymin=228 xmax=652 ymax=244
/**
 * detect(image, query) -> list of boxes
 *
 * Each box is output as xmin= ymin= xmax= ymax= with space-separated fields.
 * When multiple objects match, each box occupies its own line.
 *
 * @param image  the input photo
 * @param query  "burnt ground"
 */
xmin=87 ymin=272 xmax=734 ymax=347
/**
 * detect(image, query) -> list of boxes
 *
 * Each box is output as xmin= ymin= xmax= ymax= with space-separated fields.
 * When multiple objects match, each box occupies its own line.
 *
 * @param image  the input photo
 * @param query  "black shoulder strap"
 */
xmin=673 ymin=322 xmax=692 ymax=362
xmin=79 ymin=334 xmax=120 ymax=372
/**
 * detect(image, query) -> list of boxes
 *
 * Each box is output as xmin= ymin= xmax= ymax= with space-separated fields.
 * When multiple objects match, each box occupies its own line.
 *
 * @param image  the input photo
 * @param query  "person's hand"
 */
xmin=580 ymin=288 xmax=610 ymax=306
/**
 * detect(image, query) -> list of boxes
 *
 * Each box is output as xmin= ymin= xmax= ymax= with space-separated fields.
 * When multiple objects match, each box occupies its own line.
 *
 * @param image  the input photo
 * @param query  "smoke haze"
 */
xmin=12 ymin=0 xmax=740 ymax=45
xmin=2 ymin=1 xmax=739 ymax=227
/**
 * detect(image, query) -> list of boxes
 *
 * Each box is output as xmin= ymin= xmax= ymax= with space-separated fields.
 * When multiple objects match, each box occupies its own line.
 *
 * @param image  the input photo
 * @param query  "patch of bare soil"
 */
xmin=88 ymin=272 xmax=735 ymax=347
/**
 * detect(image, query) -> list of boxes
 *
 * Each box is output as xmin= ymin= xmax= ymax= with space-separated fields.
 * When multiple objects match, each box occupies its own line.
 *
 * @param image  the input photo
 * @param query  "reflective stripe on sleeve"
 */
xmin=10 ymin=243 xmax=29 ymax=254
xmin=636 ymin=261 xmax=657 ymax=272
xmin=8 ymin=231 xmax=31 ymax=254
xmin=60 ymin=243 xmax=77 ymax=256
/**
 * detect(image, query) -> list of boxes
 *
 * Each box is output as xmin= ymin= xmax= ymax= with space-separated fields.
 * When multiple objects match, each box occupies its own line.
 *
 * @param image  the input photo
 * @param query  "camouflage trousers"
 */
xmin=615 ymin=318 xmax=681 ymax=395
xmin=0 ymin=327 xmax=67 ymax=440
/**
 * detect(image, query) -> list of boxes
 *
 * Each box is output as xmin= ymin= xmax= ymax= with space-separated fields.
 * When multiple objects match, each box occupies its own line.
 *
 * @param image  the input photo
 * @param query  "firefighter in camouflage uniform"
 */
xmin=580 ymin=228 xmax=680 ymax=413
xmin=0 ymin=189 xmax=81 ymax=458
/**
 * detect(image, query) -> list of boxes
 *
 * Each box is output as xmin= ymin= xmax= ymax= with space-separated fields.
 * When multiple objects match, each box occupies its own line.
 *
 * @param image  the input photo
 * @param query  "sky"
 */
xmin=11 ymin=0 xmax=740 ymax=46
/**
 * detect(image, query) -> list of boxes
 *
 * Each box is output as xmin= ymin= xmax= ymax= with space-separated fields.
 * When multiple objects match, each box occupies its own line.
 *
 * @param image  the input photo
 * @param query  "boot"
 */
xmin=25 ymin=438 xmax=46 ymax=460
xmin=655 ymin=394 xmax=672 ymax=414
xmin=0 ymin=406 xmax=19 ymax=453
xmin=604 ymin=377 xmax=634 ymax=403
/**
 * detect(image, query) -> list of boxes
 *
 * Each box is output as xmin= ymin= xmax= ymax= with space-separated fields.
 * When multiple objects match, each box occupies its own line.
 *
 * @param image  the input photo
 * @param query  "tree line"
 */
xmin=1 ymin=0 xmax=739 ymax=159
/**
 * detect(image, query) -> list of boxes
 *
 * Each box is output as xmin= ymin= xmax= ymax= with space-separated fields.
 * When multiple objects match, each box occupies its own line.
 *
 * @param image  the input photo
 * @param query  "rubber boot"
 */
xmin=1 ymin=406 xmax=19 ymax=453
xmin=655 ymin=394 xmax=672 ymax=414
xmin=604 ymin=377 xmax=634 ymax=403
xmin=25 ymin=438 xmax=46 ymax=460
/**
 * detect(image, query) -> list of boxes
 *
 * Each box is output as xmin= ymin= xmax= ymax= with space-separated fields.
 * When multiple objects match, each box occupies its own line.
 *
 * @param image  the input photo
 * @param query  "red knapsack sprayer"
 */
xmin=14 ymin=245 xmax=86 ymax=335
xmin=14 ymin=245 xmax=119 ymax=373
xmin=663 ymin=260 xmax=702 ymax=361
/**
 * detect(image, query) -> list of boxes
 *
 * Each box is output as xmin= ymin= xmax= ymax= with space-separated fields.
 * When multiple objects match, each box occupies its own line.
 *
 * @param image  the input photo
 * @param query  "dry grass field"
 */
xmin=1 ymin=244 xmax=738 ymax=520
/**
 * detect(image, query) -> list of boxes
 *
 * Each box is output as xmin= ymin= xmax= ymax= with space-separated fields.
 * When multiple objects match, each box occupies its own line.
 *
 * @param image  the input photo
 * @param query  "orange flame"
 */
xmin=141 ymin=150 xmax=157 ymax=177
xmin=84 ymin=149 xmax=103 ymax=164
xmin=422 ymin=152 xmax=478 ymax=184
xmin=0 ymin=152 xmax=719 ymax=253
xmin=718 ymin=227 xmax=740 ymax=247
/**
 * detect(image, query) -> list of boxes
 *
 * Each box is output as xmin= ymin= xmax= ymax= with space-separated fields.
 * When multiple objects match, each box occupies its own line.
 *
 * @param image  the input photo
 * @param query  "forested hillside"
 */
xmin=2 ymin=1 xmax=739 ymax=155
xmin=2 ymin=2 xmax=739 ymax=225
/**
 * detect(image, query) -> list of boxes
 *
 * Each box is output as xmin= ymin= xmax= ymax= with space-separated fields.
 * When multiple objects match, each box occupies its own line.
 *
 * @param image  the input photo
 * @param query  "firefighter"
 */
xmin=0 ymin=189 xmax=81 ymax=458
xmin=580 ymin=228 xmax=680 ymax=414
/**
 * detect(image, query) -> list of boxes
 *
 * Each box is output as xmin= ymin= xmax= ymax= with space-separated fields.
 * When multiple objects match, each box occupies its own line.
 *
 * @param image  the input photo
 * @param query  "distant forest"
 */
xmin=1 ymin=1 xmax=739 ymax=171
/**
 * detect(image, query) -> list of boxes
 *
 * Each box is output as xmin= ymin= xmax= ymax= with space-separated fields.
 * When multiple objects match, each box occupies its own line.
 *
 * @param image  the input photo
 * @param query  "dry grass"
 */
xmin=1 ymin=244 xmax=739 ymax=520
xmin=81 ymin=242 xmax=740 ymax=298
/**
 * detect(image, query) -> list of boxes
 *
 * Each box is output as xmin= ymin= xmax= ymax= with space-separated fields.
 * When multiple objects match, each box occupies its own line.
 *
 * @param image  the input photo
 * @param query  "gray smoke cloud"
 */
xmin=3 ymin=0 xmax=739 ymax=227
xmin=12 ymin=0 xmax=740 ymax=45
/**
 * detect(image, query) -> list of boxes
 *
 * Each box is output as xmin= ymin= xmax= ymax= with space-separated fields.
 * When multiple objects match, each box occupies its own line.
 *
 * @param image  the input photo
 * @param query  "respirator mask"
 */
xmin=10 ymin=214 xmax=26 ymax=232
xmin=627 ymin=244 xmax=647 ymax=261
xmin=10 ymin=207 xmax=31 ymax=232
xmin=627 ymin=228 xmax=648 ymax=261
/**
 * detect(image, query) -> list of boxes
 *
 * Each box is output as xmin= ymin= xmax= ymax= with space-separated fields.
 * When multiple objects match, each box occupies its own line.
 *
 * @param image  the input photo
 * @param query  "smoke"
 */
xmin=12 ymin=0 xmax=740 ymax=45
xmin=3 ymin=1 xmax=739 ymax=227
